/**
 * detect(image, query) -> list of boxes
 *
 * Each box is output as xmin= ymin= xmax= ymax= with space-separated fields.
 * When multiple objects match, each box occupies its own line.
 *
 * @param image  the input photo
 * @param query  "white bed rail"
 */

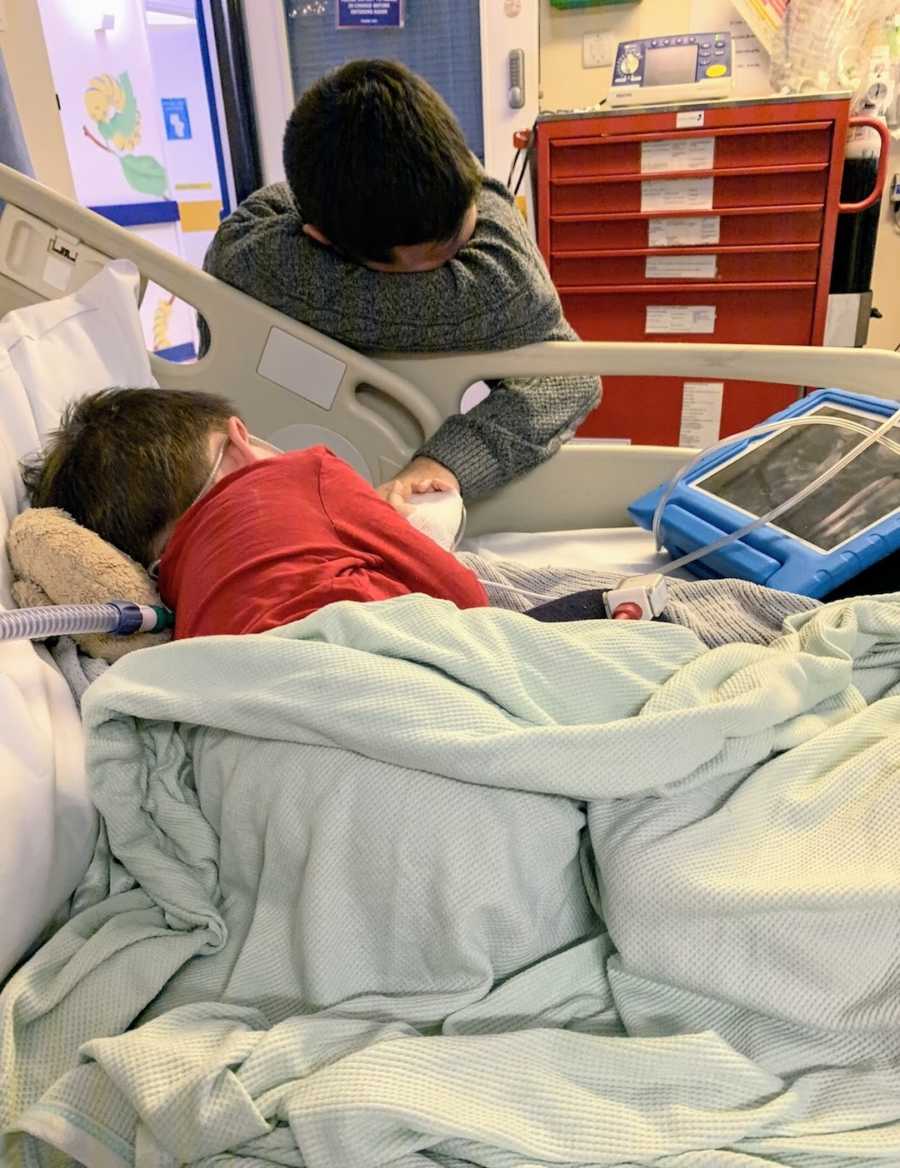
xmin=0 ymin=164 xmax=898 ymax=532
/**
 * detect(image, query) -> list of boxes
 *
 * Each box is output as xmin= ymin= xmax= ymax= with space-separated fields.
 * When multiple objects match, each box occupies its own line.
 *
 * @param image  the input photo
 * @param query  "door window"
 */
xmin=283 ymin=1 xmax=484 ymax=160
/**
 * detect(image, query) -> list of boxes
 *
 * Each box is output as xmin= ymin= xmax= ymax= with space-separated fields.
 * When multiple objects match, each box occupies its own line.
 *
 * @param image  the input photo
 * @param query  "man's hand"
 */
xmin=377 ymin=457 xmax=460 ymax=518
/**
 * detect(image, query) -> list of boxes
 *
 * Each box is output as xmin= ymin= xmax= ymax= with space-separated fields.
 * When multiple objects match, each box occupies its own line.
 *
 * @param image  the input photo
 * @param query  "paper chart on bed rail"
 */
xmin=641 ymin=177 xmax=714 ymax=214
xmin=680 ymin=381 xmax=724 ymax=447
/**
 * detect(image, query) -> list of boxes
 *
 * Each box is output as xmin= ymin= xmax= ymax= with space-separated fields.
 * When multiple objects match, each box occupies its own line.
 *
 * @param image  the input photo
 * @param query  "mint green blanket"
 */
xmin=3 ymin=594 xmax=900 ymax=1167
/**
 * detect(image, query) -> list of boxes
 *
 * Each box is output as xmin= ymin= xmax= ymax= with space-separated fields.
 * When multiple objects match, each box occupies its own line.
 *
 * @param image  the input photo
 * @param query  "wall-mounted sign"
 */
xmin=337 ymin=0 xmax=404 ymax=28
xmin=161 ymin=97 xmax=192 ymax=141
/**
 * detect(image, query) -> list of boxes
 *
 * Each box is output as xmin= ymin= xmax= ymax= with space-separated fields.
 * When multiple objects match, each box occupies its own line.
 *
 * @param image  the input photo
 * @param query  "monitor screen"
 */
xmin=643 ymin=44 xmax=698 ymax=87
xmin=695 ymin=405 xmax=900 ymax=552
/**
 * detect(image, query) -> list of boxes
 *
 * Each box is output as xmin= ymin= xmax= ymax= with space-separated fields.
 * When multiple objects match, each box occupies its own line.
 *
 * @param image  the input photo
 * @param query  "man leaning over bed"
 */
xmin=200 ymin=59 xmax=599 ymax=503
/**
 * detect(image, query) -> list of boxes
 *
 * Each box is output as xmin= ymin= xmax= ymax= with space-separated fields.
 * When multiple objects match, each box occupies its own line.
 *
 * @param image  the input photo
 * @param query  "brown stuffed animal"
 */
xmin=7 ymin=508 xmax=172 ymax=662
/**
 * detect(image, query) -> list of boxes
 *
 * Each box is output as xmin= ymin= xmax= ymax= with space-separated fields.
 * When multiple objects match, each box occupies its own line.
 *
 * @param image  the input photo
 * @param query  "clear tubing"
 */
xmin=652 ymin=413 xmax=900 ymax=553
xmin=0 ymin=601 xmax=174 ymax=642
xmin=0 ymin=603 xmax=121 ymax=641
xmin=654 ymin=404 xmax=900 ymax=578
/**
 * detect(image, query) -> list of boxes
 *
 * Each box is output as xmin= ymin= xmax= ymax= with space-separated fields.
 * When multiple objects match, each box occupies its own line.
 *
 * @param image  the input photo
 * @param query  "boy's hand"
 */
xmin=377 ymin=457 xmax=460 ymax=509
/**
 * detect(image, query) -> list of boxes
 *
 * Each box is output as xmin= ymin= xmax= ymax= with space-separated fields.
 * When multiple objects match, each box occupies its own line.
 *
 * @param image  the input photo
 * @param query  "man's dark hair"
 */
xmin=283 ymin=59 xmax=482 ymax=263
xmin=21 ymin=387 xmax=235 ymax=566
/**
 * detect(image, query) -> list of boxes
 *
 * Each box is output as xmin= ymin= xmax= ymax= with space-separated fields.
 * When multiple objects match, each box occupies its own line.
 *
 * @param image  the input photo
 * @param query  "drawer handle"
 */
xmin=838 ymin=117 xmax=890 ymax=214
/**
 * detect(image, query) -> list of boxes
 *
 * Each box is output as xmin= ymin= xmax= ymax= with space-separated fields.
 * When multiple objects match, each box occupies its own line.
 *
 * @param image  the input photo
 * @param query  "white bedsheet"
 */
xmin=462 ymin=525 xmax=671 ymax=576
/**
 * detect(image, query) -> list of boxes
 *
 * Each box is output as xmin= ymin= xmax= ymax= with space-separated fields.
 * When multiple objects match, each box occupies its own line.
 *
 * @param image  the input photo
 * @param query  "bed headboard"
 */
xmin=0 ymin=163 xmax=898 ymax=534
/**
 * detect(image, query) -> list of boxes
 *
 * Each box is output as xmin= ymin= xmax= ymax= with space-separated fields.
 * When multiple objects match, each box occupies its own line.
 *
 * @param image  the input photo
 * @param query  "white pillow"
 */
xmin=0 ymin=259 xmax=155 ymax=466
xmin=0 ymin=259 xmax=153 ymax=981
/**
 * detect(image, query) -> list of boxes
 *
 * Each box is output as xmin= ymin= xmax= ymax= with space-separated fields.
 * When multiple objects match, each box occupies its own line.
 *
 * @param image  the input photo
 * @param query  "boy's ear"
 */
xmin=302 ymin=223 xmax=331 ymax=247
xmin=226 ymin=416 xmax=256 ymax=464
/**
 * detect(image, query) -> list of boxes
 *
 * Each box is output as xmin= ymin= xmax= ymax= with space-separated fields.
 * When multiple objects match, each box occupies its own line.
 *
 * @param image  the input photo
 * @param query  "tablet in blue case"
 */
xmin=628 ymin=389 xmax=900 ymax=597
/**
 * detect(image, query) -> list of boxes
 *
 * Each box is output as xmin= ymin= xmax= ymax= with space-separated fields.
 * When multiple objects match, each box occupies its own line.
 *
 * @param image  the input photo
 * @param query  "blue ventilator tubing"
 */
xmin=0 ymin=601 xmax=174 ymax=642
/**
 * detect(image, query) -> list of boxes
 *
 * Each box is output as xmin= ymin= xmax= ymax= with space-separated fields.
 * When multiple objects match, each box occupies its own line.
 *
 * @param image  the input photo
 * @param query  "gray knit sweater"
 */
xmin=202 ymin=176 xmax=599 ymax=498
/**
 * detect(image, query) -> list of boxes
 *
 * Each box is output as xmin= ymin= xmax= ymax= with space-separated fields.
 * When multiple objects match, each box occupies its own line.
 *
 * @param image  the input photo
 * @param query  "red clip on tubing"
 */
xmin=838 ymin=117 xmax=891 ymax=214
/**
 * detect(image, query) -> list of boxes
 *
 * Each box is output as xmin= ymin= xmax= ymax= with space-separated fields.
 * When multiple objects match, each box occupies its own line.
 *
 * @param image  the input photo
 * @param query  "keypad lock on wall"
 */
xmin=508 ymin=49 xmax=525 ymax=109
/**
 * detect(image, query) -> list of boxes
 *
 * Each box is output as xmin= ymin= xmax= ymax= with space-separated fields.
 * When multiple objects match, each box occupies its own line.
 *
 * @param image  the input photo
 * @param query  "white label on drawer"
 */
xmin=648 ymin=215 xmax=721 ymax=248
xmin=677 ymin=110 xmax=705 ymax=128
xmin=641 ymin=137 xmax=715 ymax=175
xmin=645 ymin=305 xmax=717 ymax=334
xmin=641 ymin=176 xmax=714 ymax=213
xmin=679 ymin=382 xmax=723 ymax=448
xmin=646 ymin=254 xmax=717 ymax=279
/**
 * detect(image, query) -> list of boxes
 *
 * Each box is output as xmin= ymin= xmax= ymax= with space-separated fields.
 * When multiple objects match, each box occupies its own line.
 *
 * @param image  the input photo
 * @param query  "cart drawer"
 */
xmin=549 ymin=208 xmax=824 ymax=252
xmin=551 ymin=168 xmax=828 ymax=216
xmin=552 ymin=247 xmax=820 ymax=288
xmin=561 ymin=285 xmax=816 ymax=344
xmin=549 ymin=123 xmax=832 ymax=180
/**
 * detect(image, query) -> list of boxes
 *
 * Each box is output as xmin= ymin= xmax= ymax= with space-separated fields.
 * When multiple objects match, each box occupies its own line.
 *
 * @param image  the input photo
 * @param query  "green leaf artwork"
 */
xmin=119 ymin=154 xmax=169 ymax=197
xmin=84 ymin=69 xmax=169 ymax=198
xmin=98 ymin=73 xmax=139 ymax=144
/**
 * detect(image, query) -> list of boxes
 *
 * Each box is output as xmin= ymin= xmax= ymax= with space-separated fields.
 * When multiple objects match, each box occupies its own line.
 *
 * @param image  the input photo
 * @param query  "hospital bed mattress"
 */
xmin=463 ymin=525 xmax=669 ymax=576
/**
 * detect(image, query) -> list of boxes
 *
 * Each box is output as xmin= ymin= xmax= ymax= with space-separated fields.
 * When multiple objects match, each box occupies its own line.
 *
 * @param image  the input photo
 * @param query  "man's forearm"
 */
xmin=416 ymin=374 xmax=600 ymax=499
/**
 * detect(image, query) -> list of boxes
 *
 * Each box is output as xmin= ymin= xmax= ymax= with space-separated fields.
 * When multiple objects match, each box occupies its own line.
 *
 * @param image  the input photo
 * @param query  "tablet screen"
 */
xmin=695 ymin=405 xmax=900 ymax=552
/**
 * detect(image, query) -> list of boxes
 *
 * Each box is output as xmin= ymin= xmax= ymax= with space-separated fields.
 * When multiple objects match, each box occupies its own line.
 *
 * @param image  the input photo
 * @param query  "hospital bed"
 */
xmin=1 ymin=157 xmax=900 ymax=985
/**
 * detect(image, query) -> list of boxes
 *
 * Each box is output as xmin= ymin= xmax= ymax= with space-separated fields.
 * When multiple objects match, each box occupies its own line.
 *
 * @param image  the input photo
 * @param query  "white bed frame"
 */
xmin=2 ymin=163 xmax=899 ymax=535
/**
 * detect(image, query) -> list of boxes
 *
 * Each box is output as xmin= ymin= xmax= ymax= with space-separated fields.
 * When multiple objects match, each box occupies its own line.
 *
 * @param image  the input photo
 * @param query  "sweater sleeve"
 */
xmin=201 ymin=179 xmax=600 ymax=495
xmin=415 ymin=365 xmax=599 ymax=500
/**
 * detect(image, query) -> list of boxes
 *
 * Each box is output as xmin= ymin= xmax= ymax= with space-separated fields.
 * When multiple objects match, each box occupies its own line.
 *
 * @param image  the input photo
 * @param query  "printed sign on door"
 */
xmin=337 ymin=0 xmax=404 ymax=28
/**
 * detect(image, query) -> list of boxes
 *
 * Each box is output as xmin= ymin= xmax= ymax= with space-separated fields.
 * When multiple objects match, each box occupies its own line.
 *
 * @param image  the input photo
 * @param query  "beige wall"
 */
xmin=0 ymin=0 xmax=73 ymax=198
xmin=865 ymin=140 xmax=900 ymax=353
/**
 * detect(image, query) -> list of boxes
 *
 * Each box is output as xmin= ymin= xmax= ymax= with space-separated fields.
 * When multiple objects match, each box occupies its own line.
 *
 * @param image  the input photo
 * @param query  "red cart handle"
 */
xmin=838 ymin=116 xmax=891 ymax=214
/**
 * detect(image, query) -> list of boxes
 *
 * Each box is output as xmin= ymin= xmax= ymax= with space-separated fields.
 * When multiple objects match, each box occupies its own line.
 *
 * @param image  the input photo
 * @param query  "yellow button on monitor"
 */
xmin=705 ymin=64 xmax=727 ymax=77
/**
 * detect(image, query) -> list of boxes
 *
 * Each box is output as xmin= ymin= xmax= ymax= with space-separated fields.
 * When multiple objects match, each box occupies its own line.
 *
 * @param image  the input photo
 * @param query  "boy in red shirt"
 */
xmin=22 ymin=388 xmax=487 ymax=639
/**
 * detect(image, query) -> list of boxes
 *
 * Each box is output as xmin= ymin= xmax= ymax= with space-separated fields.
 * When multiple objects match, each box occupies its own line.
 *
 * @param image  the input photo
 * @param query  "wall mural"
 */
xmin=83 ymin=71 xmax=169 ymax=197
xmin=152 ymin=292 xmax=176 ymax=352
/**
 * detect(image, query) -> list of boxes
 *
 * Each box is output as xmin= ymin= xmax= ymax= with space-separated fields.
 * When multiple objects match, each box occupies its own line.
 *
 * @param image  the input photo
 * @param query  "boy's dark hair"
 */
xmin=21 ymin=387 xmax=235 ymax=566
xmin=283 ymin=59 xmax=482 ymax=263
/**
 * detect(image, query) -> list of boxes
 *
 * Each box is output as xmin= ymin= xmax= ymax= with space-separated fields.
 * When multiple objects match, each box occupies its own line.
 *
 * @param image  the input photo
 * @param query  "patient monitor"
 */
xmin=608 ymin=32 xmax=734 ymax=108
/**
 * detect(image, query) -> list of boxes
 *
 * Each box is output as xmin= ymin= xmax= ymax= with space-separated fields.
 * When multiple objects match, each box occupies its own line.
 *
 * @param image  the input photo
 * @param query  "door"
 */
xmin=243 ymin=0 xmax=539 ymax=223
